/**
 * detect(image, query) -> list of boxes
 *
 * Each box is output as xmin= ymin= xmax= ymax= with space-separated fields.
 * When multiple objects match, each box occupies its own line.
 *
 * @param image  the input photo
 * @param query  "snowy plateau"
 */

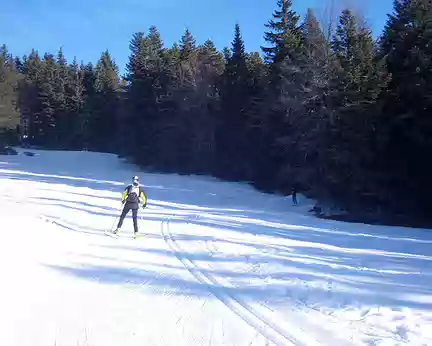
xmin=0 ymin=148 xmax=431 ymax=346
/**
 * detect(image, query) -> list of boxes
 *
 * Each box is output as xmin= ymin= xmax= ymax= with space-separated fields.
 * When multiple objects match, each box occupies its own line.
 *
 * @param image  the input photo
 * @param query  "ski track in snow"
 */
xmin=162 ymin=220 xmax=305 ymax=346
xmin=163 ymin=220 xmax=355 ymax=346
xmin=0 ymin=148 xmax=432 ymax=346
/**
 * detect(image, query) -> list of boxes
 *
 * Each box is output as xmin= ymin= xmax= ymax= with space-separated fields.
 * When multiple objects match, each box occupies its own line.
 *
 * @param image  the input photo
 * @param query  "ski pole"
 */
xmin=110 ymin=215 xmax=120 ymax=233
xmin=110 ymin=202 xmax=125 ymax=233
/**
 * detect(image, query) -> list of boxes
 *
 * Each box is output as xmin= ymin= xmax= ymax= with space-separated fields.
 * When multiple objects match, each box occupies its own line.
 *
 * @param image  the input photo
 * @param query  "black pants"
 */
xmin=117 ymin=205 xmax=139 ymax=233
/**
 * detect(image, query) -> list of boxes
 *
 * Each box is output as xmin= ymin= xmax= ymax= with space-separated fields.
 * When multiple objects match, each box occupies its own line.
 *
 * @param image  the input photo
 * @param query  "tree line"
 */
xmin=1 ymin=0 xmax=431 ymax=222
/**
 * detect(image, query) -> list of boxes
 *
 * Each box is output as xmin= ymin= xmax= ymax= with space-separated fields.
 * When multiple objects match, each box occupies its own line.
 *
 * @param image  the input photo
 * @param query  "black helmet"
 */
xmin=132 ymin=175 xmax=139 ymax=186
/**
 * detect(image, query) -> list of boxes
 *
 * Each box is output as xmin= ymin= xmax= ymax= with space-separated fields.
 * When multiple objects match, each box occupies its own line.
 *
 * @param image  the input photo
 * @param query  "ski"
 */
xmin=104 ymin=231 xmax=146 ymax=239
xmin=104 ymin=230 xmax=119 ymax=238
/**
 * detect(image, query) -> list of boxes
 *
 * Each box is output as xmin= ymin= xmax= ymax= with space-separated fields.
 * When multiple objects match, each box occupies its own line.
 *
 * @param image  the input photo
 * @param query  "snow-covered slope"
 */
xmin=0 ymin=148 xmax=431 ymax=346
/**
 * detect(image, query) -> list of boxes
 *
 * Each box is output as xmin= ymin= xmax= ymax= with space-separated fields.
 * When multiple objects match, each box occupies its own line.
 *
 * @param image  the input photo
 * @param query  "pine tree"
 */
xmin=37 ymin=53 xmax=57 ymax=145
xmin=157 ymin=30 xmax=199 ymax=172
xmin=308 ymin=8 xmax=389 ymax=208
xmin=43 ymin=47 xmax=71 ymax=147
xmin=90 ymin=51 xmax=119 ymax=152
xmin=124 ymin=27 xmax=169 ymax=164
xmin=256 ymin=0 xmax=309 ymax=191
xmin=80 ymin=62 xmax=96 ymax=149
xmin=148 ymin=26 xmax=164 ymax=53
xmin=222 ymin=47 xmax=231 ymax=62
xmin=125 ymin=32 xmax=145 ymax=81
xmin=166 ymin=42 xmax=181 ymax=67
xmin=223 ymin=24 xmax=249 ymax=107
xmin=376 ymin=0 xmax=432 ymax=215
xmin=246 ymin=52 xmax=266 ymax=78
xmin=64 ymin=57 xmax=85 ymax=148
xmin=230 ymin=24 xmax=248 ymax=68
xmin=330 ymin=9 xmax=384 ymax=109
xmin=244 ymin=51 xmax=268 ymax=185
xmin=18 ymin=50 xmax=42 ymax=143
xmin=380 ymin=0 xmax=412 ymax=56
xmin=258 ymin=8 xmax=330 ymax=195
xmin=180 ymin=29 xmax=197 ymax=62
xmin=0 ymin=45 xmax=20 ymax=142
xmin=55 ymin=47 xmax=68 ymax=115
xmin=217 ymin=23 xmax=252 ymax=179
xmin=14 ymin=57 xmax=23 ymax=73
xmin=184 ymin=39 xmax=224 ymax=172
xmin=302 ymin=8 xmax=329 ymax=67
xmin=331 ymin=10 xmax=358 ymax=75
xmin=262 ymin=0 xmax=301 ymax=65
xmin=199 ymin=40 xmax=225 ymax=76
xmin=177 ymin=29 xmax=198 ymax=95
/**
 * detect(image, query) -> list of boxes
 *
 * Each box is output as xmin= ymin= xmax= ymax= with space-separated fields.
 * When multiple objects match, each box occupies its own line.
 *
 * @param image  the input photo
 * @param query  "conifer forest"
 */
xmin=1 ymin=0 xmax=432 ymax=224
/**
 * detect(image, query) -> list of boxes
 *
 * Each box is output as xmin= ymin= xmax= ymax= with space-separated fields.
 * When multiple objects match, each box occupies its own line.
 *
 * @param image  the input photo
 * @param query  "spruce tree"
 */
xmin=185 ymin=39 xmax=224 ymax=172
xmin=244 ymin=51 xmax=268 ymax=185
xmin=55 ymin=47 xmax=68 ymax=114
xmin=262 ymin=0 xmax=301 ymax=65
xmin=331 ymin=10 xmax=358 ymax=75
xmin=199 ymin=40 xmax=225 ymax=76
xmin=380 ymin=0 xmax=412 ymax=56
xmin=218 ymin=23 xmax=252 ymax=179
xmin=222 ymin=47 xmax=231 ymax=62
xmin=18 ymin=49 xmax=42 ymax=143
xmin=177 ymin=29 xmax=198 ymax=94
xmin=37 ymin=53 xmax=57 ymax=145
xmin=148 ymin=26 xmax=164 ymax=53
xmin=302 ymin=8 xmax=329 ymax=67
xmin=330 ymin=9 xmax=385 ymax=109
xmin=158 ymin=30 xmax=199 ymax=172
xmin=180 ymin=29 xmax=197 ymax=62
xmin=310 ymin=8 xmax=388 ymax=208
xmin=166 ymin=43 xmax=181 ymax=68
xmin=64 ymin=57 xmax=85 ymax=148
xmin=125 ymin=27 xmax=168 ymax=164
xmin=90 ymin=51 xmax=119 ymax=152
xmin=80 ymin=62 xmax=96 ymax=149
xmin=259 ymin=8 xmax=330 ymax=195
xmin=246 ymin=52 xmax=266 ymax=78
xmin=377 ymin=0 xmax=432 ymax=215
xmin=257 ymin=0 xmax=307 ymax=191
xmin=14 ymin=57 xmax=24 ymax=73
xmin=125 ymin=32 xmax=145 ymax=81
xmin=0 ymin=45 xmax=20 ymax=140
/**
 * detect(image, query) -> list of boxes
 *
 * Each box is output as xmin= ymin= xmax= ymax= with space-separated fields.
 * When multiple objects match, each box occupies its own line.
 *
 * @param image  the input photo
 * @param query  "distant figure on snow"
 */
xmin=292 ymin=185 xmax=298 ymax=205
xmin=113 ymin=175 xmax=147 ymax=238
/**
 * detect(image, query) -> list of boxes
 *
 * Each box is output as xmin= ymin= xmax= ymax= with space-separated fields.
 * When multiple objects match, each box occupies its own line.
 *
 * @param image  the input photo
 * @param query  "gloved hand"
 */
xmin=142 ymin=203 xmax=147 ymax=209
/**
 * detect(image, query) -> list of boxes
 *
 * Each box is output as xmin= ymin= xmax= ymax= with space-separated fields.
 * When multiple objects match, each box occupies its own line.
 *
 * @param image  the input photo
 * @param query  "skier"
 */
xmin=292 ymin=185 xmax=298 ymax=205
xmin=112 ymin=175 xmax=147 ymax=238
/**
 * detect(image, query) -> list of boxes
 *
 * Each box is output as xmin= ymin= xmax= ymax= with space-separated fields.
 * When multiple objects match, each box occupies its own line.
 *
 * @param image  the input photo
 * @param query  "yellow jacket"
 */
xmin=121 ymin=184 xmax=147 ymax=208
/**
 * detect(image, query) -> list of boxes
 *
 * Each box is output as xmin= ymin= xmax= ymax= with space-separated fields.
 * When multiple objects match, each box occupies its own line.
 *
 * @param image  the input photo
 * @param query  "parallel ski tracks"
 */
xmin=161 ymin=219 xmax=314 ymax=346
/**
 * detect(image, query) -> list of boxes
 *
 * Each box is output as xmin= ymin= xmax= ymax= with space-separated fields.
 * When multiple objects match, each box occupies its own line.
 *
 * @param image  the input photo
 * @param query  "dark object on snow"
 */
xmin=292 ymin=186 xmax=298 ymax=205
xmin=23 ymin=151 xmax=35 ymax=157
xmin=309 ymin=205 xmax=323 ymax=216
xmin=0 ymin=146 xmax=18 ymax=155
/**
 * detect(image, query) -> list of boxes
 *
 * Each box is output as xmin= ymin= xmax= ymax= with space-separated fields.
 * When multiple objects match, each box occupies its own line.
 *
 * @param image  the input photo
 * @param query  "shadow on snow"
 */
xmin=1 ymin=149 xmax=432 ymax=314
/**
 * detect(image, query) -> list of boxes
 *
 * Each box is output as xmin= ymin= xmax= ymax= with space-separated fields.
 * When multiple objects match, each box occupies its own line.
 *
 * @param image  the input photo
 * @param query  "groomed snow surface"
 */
xmin=0 ymin=149 xmax=431 ymax=346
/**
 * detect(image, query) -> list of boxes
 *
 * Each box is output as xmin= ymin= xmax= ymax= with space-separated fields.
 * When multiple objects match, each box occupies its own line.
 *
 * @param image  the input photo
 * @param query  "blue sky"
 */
xmin=2 ymin=0 xmax=393 ymax=75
